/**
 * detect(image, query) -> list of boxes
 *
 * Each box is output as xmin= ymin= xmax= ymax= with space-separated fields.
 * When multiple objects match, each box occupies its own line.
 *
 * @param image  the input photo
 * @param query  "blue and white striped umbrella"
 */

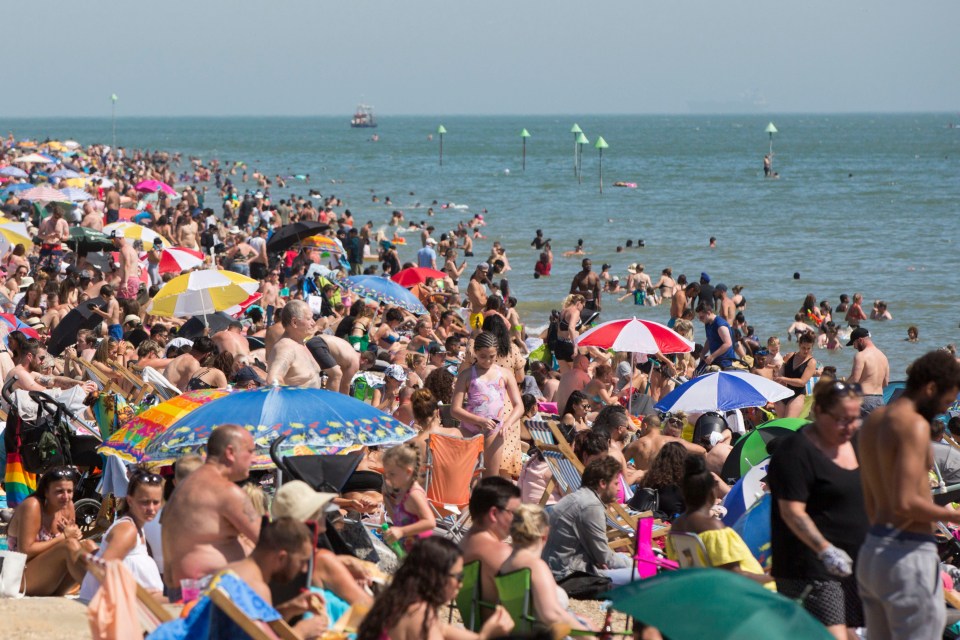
xmin=52 ymin=169 xmax=81 ymax=179
xmin=654 ymin=371 xmax=792 ymax=413
xmin=59 ymin=187 xmax=92 ymax=202
xmin=0 ymin=166 xmax=28 ymax=179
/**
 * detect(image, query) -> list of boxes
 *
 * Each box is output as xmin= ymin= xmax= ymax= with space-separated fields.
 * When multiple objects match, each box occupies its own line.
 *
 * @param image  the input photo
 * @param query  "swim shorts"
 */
xmin=554 ymin=338 xmax=575 ymax=362
xmin=118 ymin=276 xmax=140 ymax=300
xmin=108 ymin=324 xmax=123 ymax=341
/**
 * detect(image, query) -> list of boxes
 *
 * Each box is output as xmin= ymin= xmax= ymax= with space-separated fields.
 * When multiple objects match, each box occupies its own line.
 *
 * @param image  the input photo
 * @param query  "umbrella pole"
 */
xmin=627 ymin=351 xmax=636 ymax=415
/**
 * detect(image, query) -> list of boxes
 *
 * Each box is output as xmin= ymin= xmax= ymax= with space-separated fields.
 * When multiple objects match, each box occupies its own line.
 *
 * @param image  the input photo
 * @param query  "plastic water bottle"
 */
xmin=381 ymin=523 xmax=406 ymax=559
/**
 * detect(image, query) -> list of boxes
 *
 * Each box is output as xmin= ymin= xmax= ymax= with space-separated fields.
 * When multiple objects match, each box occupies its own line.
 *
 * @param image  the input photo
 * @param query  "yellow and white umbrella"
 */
xmin=0 ymin=222 xmax=34 ymax=254
xmin=103 ymin=222 xmax=171 ymax=248
xmin=148 ymin=269 xmax=259 ymax=318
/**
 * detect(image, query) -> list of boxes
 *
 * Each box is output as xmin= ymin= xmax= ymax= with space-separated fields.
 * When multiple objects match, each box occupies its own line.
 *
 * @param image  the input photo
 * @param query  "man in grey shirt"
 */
xmin=542 ymin=456 xmax=633 ymax=588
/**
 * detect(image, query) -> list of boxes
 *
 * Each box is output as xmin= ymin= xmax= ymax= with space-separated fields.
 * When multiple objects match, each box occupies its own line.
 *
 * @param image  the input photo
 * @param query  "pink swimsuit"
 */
xmin=459 ymin=365 xmax=506 ymax=436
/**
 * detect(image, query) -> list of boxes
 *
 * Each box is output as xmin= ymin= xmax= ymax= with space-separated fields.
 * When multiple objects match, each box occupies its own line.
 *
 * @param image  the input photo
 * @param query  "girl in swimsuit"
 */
xmin=774 ymin=333 xmax=817 ymax=418
xmin=381 ymin=443 xmax=436 ymax=552
xmin=451 ymin=331 xmax=524 ymax=479
xmin=7 ymin=466 xmax=95 ymax=596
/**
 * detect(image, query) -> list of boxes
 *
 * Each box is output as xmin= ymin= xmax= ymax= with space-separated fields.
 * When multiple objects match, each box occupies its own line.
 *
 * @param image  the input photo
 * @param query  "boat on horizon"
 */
xmin=350 ymin=104 xmax=377 ymax=128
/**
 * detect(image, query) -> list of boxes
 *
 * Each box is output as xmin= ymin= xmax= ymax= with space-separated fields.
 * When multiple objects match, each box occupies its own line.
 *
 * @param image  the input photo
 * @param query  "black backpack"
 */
xmin=546 ymin=309 xmax=560 ymax=352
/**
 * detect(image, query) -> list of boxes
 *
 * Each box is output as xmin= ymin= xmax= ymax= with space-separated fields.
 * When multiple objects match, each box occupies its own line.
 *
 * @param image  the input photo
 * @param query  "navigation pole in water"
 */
xmin=520 ymin=128 xmax=530 ymax=172
xmin=437 ymin=124 xmax=447 ymax=167
xmin=111 ymin=93 xmax=118 ymax=149
xmin=595 ymin=136 xmax=609 ymax=194
xmin=576 ymin=132 xmax=588 ymax=185
xmin=765 ymin=122 xmax=777 ymax=156
xmin=570 ymin=123 xmax=582 ymax=177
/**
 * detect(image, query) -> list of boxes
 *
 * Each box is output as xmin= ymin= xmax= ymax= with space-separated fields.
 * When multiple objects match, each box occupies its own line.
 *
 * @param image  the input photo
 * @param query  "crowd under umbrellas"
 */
xmin=1 ymin=133 xmax=959 ymax=640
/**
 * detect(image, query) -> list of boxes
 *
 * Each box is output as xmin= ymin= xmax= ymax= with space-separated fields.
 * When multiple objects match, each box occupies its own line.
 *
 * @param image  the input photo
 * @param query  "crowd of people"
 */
xmin=2 ymin=136 xmax=960 ymax=639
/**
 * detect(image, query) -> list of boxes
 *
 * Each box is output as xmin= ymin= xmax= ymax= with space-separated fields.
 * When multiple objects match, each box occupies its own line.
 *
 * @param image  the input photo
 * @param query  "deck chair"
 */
xmin=138 ymin=365 xmax=181 ymax=400
xmin=632 ymin=516 xmax=677 ymax=581
xmin=525 ymin=418 xmax=558 ymax=448
xmin=208 ymin=586 xmax=301 ymax=640
xmin=108 ymin=362 xmax=160 ymax=403
xmin=423 ymin=433 xmax=484 ymax=540
xmin=83 ymin=554 xmax=175 ymax=635
xmin=495 ymin=568 xmax=627 ymax=637
xmin=450 ymin=560 xmax=496 ymax=632
xmin=667 ymin=531 xmax=711 ymax=568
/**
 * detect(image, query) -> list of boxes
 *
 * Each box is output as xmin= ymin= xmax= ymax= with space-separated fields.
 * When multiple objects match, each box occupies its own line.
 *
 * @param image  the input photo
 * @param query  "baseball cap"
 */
xmin=233 ymin=365 xmax=265 ymax=386
xmin=847 ymin=327 xmax=871 ymax=346
xmin=427 ymin=341 xmax=446 ymax=356
xmin=715 ymin=283 xmax=728 ymax=292
xmin=271 ymin=481 xmax=337 ymax=521
xmin=123 ymin=314 xmax=141 ymax=326
xmin=384 ymin=364 xmax=407 ymax=382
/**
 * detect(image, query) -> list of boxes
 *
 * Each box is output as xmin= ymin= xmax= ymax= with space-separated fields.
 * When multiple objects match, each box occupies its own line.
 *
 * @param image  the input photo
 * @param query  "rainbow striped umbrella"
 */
xmin=103 ymin=221 xmax=172 ymax=248
xmin=98 ymin=389 xmax=230 ymax=463
xmin=140 ymin=386 xmax=416 ymax=468
xmin=149 ymin=268 xmax=259 ymax=317
xmin=302 ymin=234 xmax=344 ymax=254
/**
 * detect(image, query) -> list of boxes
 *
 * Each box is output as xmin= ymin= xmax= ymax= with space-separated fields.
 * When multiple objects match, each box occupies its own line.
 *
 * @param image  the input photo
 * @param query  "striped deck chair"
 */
xmin=423 ymin=433 xmax=484 ymax=540
xmin=525 ymin=418 xmax=557 ymax=448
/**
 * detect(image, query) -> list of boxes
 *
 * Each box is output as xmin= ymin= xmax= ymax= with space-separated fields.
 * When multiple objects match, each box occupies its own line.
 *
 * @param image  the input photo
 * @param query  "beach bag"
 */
xmin=557 ymin=571 xmax=612 ymax=600
xmin=629 ymin=487 xmax=660 ymax=514
xmin=0 ymin=550 xmax=27 ymax=598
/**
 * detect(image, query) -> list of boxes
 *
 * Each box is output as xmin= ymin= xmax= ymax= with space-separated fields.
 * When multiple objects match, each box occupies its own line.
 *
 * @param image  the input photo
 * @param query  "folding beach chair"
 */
xmin=494 ymin=568 xmax=628 ymax=637
xmin=450 ymin=560 xmax=495 ymax=632
xmin=525 ymin=418 xmax=558 ymax=448
xmin=108 ymin=362 xmax=160 ymax=404
xmin=83 ymin=555 xmax=176 ymax=635
xmin=423 ymin=432 xmax=484 ymax=540
xmin=138 ymin=365 xmax=181 ymax=401
xmin=631 ymin=516 xmax=676 ymax=581
xmin=208 ymin=586 xmax=301 ymax=640
xmin=667 ymin=531 xmax=710 ymax=569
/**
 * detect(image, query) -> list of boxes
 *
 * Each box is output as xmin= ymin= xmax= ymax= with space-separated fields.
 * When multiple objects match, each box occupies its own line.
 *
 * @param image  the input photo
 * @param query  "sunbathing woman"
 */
xmin=7 ymin=466 xmax=95 ymax=595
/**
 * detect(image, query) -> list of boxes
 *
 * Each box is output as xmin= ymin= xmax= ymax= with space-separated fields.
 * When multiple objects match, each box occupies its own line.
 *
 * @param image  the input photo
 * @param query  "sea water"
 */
xmin=4 ymin=113 xmax=959 ymax=376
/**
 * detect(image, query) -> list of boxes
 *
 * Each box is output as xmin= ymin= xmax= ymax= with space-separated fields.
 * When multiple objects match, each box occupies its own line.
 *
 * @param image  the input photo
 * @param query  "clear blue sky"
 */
xmin=4 ymin=0 xmax=958 ymax=117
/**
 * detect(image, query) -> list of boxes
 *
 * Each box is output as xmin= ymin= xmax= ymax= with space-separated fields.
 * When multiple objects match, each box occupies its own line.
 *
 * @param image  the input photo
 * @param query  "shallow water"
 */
xmin=6 ymin=113 xmax=959 ymax=375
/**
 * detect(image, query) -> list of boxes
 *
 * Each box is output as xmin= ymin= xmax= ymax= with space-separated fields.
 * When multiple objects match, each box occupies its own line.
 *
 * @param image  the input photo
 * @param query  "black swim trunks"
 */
xmin=554 ymin=338 xmax=575 ymax=362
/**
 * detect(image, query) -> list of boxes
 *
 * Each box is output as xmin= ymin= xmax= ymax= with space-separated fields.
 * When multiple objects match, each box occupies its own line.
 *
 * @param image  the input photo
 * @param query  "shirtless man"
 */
xmin=104 ymin=185 xmax=121 ymax=224
xmin=846 ymin=328 xmax=890 ymax=417
xmin=5 ymin=338 xmax=96 ymax=395
xmin=466 ymin=263 xmax=490 ymax=322
xmin=305 ymin=333 xmax=359 ymax=395
xmin=670 ymin=283 xmax=696 ymax=328
xmin=569 ymin=258 xmax=601 ymax=313
xmin=624 ymin=415 xmax=705 ymax=472
xmin=554 ymin=354 xmax=592 ymax=414
xmin=161 ymin=424 xmax=261 ymax=593
xmin=857 ymin=351 xmax=960 ymax=640
xmin=80 ymin=201 xmax=103 ymax=231
xmin=267 ymin=300 xmax=322 ymax=388
xmin=259 ymin=269 xmax=282 ymax=326
xmin=111 ymin=232 xmax=141 ymax=301
xmin=37 ymin=206 xmax=70 ymax=273
xmin=460 ymin=478 xmax=521 ymax=613
xmin=164 ymin=336 xmax=217 ymax=391
xmin=592 ymin=406 xmax=644 ymax=485
xmin=176 ymin=213 xmax=200 ymax=251
xmin=88 ymin=284 xmax=123 ymax=340
xmin=212 ymin=321 xmax=250 ymax=360
xmin=714 ymin=283 xmax=736 ymax=324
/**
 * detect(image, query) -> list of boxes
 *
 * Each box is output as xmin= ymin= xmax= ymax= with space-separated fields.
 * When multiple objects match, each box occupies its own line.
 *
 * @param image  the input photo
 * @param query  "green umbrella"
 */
xmin=721 ymin=418 xmax=808 ymax=482
xmin=69 ymin=226 xmax=114 ymax=252
xmin=609 ymin=568 xmax=831 ymax=639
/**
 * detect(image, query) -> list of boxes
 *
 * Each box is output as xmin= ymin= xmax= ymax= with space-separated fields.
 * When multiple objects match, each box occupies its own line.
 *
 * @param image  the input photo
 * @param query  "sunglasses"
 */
xmin=47 ymin=466 xmax=81 ymax=482
xmin=131 ymin=471 xmax=164 ymax=485
xmin=829 ymin=380 xmax=863 ymax=397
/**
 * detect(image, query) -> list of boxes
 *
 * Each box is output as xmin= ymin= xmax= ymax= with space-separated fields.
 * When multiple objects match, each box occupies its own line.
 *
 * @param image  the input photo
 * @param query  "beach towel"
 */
xmin=87 ymin=560 xmax=141 ymax=640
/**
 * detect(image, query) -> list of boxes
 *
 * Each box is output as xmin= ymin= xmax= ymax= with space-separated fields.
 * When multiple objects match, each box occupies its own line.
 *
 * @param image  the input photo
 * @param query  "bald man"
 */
xmin=267 ymin=301 xmax=323 ymax=388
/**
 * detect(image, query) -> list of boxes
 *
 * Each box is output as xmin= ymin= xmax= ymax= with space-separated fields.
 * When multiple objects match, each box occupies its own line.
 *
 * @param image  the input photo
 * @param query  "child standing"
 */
xmin=382 ymin=443 xmax=436 ymax=551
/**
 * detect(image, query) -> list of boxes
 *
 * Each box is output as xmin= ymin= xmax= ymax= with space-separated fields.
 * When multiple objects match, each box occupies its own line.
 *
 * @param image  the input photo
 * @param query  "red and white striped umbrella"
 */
xmin=577 ymin=317 xmax=694 ymax=354
xmin=158 ymin=247 xmax=205 ymax=274
xmin=18 ymin=185 xmax=68 ymax=203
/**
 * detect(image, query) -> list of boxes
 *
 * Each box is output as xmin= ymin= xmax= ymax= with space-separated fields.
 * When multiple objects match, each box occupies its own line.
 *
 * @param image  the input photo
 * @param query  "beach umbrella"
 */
xmin=266 ymin=221 xmax=330 ymax=253
xmin=149 ymin=269 xmax=259 ymax=318
xmin=63 ymin=140 xmax=81 ymax=150
xmin=732 ymin=492 xmax=774 ymax=572
xmin=301 ymin=234 xmax=344 ymax=254
xmin=720 ymin=419 xmax=807 ymax=482
xmin=12 ymin=153 xmax=53 ymax=165
xmin=98 ymin=389 xmax=231 ymax=464
xmin=1 ymin=183 xmax=34 ymax=197
xmin=338 ymin=275 xmax=428 ymax=315
xmin=0 ymin=166 xmax=28 ymax=179
xmin=608 ymin=568 xmax=830 ymax=639
xmin=51 ymin=169 xmax=81 ymax=179
xmin=46 ymin=297 xmax=108 ymax=355
xmin=595 ymin=136 xmax=609 ymax=194
xmin=224 ymin=291 xmax=263 ymax=318
xmin=0 ymin=313 xmax=40 ymax=341
xmin=140 ymin=386 xmax=417 ymax=468
xmin=0 ymin=222 xmax=34 ymax=253
xmin=134 ymin=179 xmax=177 ymax=196
xmin=103 ymin=222 xmax=171 ymax=248
xmin=655 ymin=371 xmax=793 ymax=414
xmin=391 ymin=266 xmax=448 ymax=288
xmin=721 ymin=457 xmax=770 ymax=525
xmin=158 ymin=246 xmax=205 ymax=274
xmin=577 ymin=317 xmax=694 ymax=355
xmin=91 ymin=176 xmax=114 ymax=188
xmin=18 ymin=185 xmax=69 ymax=203
xmin=176 ymin=312 xmax=235 ymax=340
xmin=59 ymin=186 xmax=92 ymax=202
xmin=68 ymin=226 xmax=114 ymax=252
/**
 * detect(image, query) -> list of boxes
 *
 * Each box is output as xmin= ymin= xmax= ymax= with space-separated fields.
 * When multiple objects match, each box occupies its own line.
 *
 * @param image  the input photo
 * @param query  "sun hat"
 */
xmin=384 ymin=364 xmax=407 ymax=382
xmin=271 ymin=480 xmax=338 ymax=521
xmin=123 ymin=314 xmax=142 ymax=326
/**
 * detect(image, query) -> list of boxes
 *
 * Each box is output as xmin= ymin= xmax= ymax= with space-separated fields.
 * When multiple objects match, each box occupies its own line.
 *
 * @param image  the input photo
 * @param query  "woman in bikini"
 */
xmin=774 ymin=332 xmax=818 ymax=418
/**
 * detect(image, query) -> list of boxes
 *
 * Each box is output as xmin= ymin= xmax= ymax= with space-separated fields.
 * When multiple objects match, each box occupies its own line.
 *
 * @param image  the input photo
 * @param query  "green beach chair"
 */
xmin=452 ymin=560 xmax=495 ymax=632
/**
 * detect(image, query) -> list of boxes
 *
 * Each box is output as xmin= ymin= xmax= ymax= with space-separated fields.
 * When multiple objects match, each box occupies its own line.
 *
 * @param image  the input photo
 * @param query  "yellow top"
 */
xmin=666 ymin=527 xmax=776 ymax=591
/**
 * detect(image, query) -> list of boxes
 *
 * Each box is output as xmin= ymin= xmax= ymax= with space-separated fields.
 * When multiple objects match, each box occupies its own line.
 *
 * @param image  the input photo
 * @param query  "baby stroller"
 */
xmin=2 ymin=376 xmax=104 ymax=533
